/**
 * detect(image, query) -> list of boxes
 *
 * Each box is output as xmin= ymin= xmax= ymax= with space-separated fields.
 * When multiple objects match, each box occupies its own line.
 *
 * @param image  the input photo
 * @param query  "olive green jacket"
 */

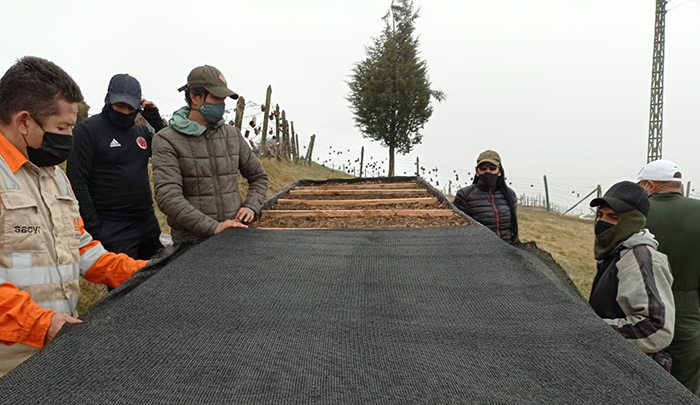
xmin=646 ymin=191 xmax=700 ymax=394
xmin=152 ymin=109 xmax=268 ymax=243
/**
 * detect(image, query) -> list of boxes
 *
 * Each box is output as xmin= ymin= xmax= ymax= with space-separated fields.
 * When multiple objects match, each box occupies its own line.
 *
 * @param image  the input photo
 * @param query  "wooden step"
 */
xmin=261 ymin=209 xmax=456 ymax=218
xmin=287 ymin=189 xmax=429 ymax=196
xmin=256 ymin=228 xmax=331 ymax=230
xmin=293 ymin=183 xmax=419 ymax=190
xmin=275 ymin=197 xmax=437 ymax=206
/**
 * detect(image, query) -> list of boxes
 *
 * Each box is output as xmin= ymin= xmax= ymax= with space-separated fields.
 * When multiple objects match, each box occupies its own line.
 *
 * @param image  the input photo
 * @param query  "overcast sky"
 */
xmin=2 ymin=0 xmax=698 ymax=210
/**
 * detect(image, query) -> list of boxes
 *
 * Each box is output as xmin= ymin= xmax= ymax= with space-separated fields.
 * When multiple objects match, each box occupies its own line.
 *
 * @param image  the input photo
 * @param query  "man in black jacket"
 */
xmin=67 ymin=74 xmax=165 ymax=260
xmin=453 ymin=150 xmax=518 ymax=243
xmin=588 ymin=181 xmax=675 ymax=371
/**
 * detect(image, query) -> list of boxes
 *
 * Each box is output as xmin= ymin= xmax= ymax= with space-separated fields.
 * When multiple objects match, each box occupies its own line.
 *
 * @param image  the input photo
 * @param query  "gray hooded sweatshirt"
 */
xmin=590 ymin=229 xmax=676 ymax=354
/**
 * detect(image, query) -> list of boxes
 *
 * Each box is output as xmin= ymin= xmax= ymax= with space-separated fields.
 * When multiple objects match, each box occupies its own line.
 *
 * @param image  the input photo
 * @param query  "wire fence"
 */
xmin=131 ymin=81 xmax=698 ymax=215
xmin=295 ymin=139 xmax=697 ymax=218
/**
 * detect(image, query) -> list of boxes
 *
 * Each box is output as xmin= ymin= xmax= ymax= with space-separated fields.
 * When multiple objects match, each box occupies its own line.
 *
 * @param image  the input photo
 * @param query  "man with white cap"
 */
xmin=638 ymin=159 xmax=700 ymax=396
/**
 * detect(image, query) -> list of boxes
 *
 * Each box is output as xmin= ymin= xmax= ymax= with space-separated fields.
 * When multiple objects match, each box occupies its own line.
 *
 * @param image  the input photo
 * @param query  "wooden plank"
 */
xmin=275 ymin=197 xmax=437 ymax=206
xmin=293 ymin=183 xmax=419 ymax=190
xmin=261 ymin=209 xmax=456 ymax=218
xmin=288 ymin=189 xmax=429 ymax=196
xmin=255 ymin=228 xmax=331 ymax=230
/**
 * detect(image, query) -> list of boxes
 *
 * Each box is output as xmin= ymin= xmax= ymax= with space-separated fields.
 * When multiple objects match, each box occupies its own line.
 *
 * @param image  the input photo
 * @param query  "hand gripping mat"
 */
xmin=1 ymin=227 xmax=698 ymax=404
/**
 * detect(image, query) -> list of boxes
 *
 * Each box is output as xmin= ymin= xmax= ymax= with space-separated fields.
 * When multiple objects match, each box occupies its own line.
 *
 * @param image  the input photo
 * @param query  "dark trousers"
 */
xmin=99 ymin=213 xmax=163 ymax=261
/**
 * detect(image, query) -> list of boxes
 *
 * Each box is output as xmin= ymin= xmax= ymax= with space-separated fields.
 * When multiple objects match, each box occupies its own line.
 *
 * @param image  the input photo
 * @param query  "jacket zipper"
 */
xmin=204 ymin=131 xmax=225 ymax=221
xmin=490 ymin=189 xmax=501 ymax=238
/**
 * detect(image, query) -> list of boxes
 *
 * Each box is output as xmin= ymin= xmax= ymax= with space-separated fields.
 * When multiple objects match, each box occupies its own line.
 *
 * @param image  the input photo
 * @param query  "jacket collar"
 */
xmin=0 ymin=130 xmax=29 ymax=173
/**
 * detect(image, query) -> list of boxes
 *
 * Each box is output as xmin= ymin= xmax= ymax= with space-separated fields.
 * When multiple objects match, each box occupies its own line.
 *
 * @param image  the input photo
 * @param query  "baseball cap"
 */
xmin=590 ymin=181 xmax=650 ymax=216
xmin=477 ymin=150 xmax=501 ymax=166
xmin=107 ymin=74 xmax=142 ymax=110
xmin=636 ymin=159 xmax=682 ymax=182
xmin=177 ymin=65 xmax=238 ymax=99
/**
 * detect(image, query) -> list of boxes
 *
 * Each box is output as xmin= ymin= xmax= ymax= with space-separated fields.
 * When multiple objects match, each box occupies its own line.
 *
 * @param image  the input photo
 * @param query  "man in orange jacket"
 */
xmin=0 ymin=56 xmax=147 ymax=376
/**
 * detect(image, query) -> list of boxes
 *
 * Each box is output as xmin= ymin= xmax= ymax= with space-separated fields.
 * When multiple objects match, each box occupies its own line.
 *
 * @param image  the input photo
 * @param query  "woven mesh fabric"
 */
xmin=1 ymin=226 xmax=698 ymax=404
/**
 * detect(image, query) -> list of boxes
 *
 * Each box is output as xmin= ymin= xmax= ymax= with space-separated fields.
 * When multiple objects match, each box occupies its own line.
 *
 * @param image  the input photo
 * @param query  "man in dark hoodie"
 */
xmin=67 ymin=74 xmax=165 ymax=260
xmin=589 ymin=181 xmax=675 ymax=371
xmin=453 ymin=150 xmax=518 ymax=243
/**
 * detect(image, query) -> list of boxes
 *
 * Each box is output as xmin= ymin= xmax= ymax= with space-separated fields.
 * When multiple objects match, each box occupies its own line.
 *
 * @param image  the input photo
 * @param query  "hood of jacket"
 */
xmin=620 ymin=229 xmax=658 ymax=250
xmin=168 ymin=106 xmax=212 ymax=136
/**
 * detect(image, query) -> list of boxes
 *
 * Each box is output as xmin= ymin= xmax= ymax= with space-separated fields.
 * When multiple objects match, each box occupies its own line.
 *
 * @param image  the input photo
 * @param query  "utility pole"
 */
xmin=647 ymin=0 xmax=667 ymax=163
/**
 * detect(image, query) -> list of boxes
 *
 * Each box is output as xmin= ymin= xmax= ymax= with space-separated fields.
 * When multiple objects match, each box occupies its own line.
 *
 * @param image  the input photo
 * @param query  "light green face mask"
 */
xmin=199 ymin=102 xmax=225 ymax=124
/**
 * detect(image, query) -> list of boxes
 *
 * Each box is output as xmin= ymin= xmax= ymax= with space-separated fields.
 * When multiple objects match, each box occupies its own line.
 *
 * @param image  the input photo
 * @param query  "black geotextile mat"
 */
xmin=1 ymin=227 xmax=698 ymax=404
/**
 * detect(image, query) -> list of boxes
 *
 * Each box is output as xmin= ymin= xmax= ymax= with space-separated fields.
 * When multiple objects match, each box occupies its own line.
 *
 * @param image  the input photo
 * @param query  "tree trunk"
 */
xmin=388 ymin=144 xmax=395 ymax=177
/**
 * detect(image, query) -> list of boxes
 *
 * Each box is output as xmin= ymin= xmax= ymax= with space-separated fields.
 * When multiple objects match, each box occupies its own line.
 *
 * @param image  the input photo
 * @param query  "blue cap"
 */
xmin=107 ymin=74 xmax=141 ymax=110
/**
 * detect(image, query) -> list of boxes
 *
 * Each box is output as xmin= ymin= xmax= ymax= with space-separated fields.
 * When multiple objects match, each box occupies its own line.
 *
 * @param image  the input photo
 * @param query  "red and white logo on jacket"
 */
xmin=136 ymin=137 xmax=147 ymax=150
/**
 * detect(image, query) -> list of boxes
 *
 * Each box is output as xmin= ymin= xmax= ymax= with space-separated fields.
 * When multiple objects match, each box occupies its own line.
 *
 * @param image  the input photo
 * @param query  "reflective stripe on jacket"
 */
xmin=0 ymin=155 xmax=82 ymax=316
xmin=0 ymin=132 xmax=146 ymax=376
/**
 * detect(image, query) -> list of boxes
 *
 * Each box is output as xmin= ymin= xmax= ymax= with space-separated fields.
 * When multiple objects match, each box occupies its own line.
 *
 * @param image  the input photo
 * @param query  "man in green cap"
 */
xmin=589 ymin=181 xmax=675 ymax=371
xmin=638 ymin=160 xmax=700 ymax=396
xmin=152 ymin=65 xmax=269 ymax=243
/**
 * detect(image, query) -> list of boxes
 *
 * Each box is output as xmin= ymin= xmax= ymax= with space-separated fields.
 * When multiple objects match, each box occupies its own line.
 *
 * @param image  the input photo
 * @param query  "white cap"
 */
xmin=636 ymin=159 xmax=683 ymax=182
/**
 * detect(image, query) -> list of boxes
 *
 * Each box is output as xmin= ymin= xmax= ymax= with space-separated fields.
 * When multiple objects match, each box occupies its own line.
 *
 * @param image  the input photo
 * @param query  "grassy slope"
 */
xmin=518 ymin=206 xmax=595 ymax=297
xmin=79 ymin=162 xmax=596 ymax=312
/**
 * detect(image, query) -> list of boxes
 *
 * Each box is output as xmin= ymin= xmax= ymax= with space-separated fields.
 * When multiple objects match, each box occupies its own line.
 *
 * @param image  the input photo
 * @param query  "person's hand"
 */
xmin=235 ymin=207 xmax=255 ymax=223
xmin=45 ymin=313 xmax=82 ymax=346
xmin=141 ymin=98 xmax=157 ymax=110
xmin=215 ymin=219 xmax=248 ymax=234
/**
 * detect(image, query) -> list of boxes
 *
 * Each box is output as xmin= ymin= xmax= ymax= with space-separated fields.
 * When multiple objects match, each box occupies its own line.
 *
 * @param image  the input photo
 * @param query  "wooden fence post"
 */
xmin=543 ymin=175 xmax=550 ymax=212
xmin=359 ymin=146 xmax=364 ymax=178
xmin=281 ymin=111 xmax=290 ymax=160
xmin=274 ymin=104 xmax=281 ymax=158
xmin=260 ymin=85 xmax=272 ymax=155
xmin=234 ymin=96 xmax=245 ymax=129
xmin=295 ymin=133 xmax=300 ymax=162
xmin=290 ymin=121 xmax=297 ymax=160
xmin=415 ymin=157 xmax=420 ymax=176
xmin=563 ymin=187 xmax=600 ymax=215
xmin=306 ymin=134 xmax=316 ymax=165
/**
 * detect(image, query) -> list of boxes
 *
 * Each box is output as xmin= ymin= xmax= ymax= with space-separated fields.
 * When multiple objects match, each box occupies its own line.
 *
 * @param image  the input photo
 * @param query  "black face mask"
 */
xmin=105 ymin=106 xmax=138 ymax=129
xmin=477 ymin=172 xmax=499 ymax=189
xmin=594 ymin=220 xmax=615 ymax=236
xmin=25 ymin=128 xmax=74 ymax=167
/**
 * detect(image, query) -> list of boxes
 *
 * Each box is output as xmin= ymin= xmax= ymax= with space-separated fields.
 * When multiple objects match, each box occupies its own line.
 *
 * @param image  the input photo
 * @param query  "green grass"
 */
xmin=518 ymin=206 xmax=595 ymax=297
xmin=78 ymin=163 xmax=596 ymax=313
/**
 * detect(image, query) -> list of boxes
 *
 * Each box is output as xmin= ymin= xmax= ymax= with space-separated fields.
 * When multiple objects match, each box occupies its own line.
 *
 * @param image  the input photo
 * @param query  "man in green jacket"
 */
xmin=152 ymin=65 xmax=269 ymax=243
xmin=638 ymin=159 xmax=700 ymax=396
